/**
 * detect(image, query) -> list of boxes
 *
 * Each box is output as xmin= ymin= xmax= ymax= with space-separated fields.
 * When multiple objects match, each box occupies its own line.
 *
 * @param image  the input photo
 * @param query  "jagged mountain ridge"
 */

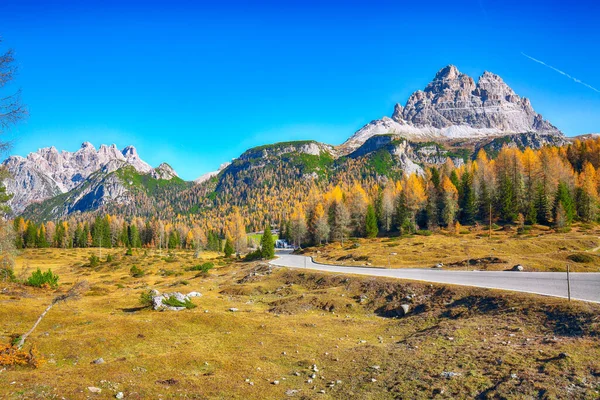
xmin=7 ymin=64 xmax=580 ymax=221
xmin=2 ymin=142 xmax=174 ymax=214
xmin=342 ymin=65 xmax=564 ymax=152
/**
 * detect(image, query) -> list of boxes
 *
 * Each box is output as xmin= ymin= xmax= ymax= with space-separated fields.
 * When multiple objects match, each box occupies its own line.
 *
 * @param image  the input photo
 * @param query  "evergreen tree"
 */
xmin=365 ymin=204 xmax=378 ymax=238
xmin=83 ymin=223 xmax=91 ymax=248
xmin=535 ymin=184 xmax=551 ymax=225
xmin=553 ymin=182 xmax=575 ymax=226
xmin=459 ymin=171 xmax=477 ymax=225
xmin=260 ymin=225 xmax=275 ymax=259
xmin=168 ymin=230 xmax=180 ymax=249
xmin=223 ymin=238 xmax=234 ymax=257
xmin=478 ymin=180 xmax=492 ymax=222
xmin=73 ymin=223 xmax=84 ymax=248
xmin=129 ymin=224 xmax=142 ymax=248
xmin=525 ymin=200 xmax=537 ymax=225
xmin=92 ymin=216 xmax=111 ymax=247
xmin=36 ymin=224 xmax=49 ymax=248
xmin=119 ymin=223 xmax=130 ymax=248
xmin=497 ymin=175 xmax=516 ymax=222
xmin=13 ymin=217 xmax=24 ymax=249
xmin=395 ymin=190 xmax=411 ymax=234
xmin=24 ymin=222 xmax=38 ymax=248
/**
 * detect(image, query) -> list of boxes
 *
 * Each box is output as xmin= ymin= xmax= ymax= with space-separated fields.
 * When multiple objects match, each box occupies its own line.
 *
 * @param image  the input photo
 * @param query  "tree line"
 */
xmin=10 ymin=139 xmax=600 ymax=253
xmin=278 ymin=141 xmax=600 ymax=246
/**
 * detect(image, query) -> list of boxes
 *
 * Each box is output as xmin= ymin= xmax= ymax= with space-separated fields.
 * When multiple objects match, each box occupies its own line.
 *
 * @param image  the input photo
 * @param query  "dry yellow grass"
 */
xmin=306 ymin=224 xmax=600 ymax=272
xmin=0 ymin=247 xmax=599 ymax=399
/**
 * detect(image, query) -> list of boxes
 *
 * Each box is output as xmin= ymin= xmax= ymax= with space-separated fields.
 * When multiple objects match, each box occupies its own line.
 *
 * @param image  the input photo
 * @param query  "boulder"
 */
xmin=150 ymin=290 xmax=201 ymax=311
xmin=512 ymin=264 xmax=524 ymax=272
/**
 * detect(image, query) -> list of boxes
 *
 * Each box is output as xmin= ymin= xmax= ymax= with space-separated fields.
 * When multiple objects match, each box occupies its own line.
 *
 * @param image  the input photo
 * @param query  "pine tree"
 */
xmin=525 ymin=200 xmax=537 ymax=225
xmin=36 ymin=224 xmax=49 ymax=248
xmin=459 ymin=171 xmax=477 ymax=225
xmin=535 ymin=184 xmax=551 ymax=225
xmin=73 ymin=223 xmax=84 ymax=248
xmin=223 ymin=238 xmax=234 ymax=257
xmin=168 ymin=230 xmax=179 ymax=249
xmin=497 ymin=175 xmax=516 ymax=222
xmin=260 ymin=225 xmax=275 ymax=259
xmin=553 ymin=182 xmax=574 ymax=226
xmin=396 ymin=190 xmax=411 ymax=234
xmin=129 ymin=224 xmax=142 ymax=248
xmin=24 ymin=222 xmax=38 ymax=248
xmin=119 ymin=223 xmax=130 ymax=248
xmin=365 ymin=204 xmax=378 ymax=238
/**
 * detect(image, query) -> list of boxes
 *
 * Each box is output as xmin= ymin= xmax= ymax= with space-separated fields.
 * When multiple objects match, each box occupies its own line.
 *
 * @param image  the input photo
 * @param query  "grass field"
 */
xmin=0 ymin=246 xmax=599 ymax=399
xmin=304 ymin=224 xmax=600 ymax=272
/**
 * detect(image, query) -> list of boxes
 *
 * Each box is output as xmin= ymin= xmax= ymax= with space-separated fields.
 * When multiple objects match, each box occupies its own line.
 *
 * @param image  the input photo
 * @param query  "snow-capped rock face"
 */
xmin=1 ymin=142 xmax=154 ymax=215
xmin=342 ymin=65 xmax=564 ymax=152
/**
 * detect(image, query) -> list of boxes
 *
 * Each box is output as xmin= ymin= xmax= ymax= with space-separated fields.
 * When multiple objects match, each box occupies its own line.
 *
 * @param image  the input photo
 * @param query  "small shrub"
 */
xmin=0 ymin=343 xmax=44 ymax=368
xmin=130 ymin=265 xmax=145 ymax=278
xmin=125 ymin=248 xmax=133 ymax=256
xmin=26 ymin=268 xmax=59 ymax=289
xmin=89 ymin=255 xmax=100 ymax=267
xmin=187 ymin=262 xmax=214 ymax=273
xmin=244 ymin=250 xmax=262 ymax=261
xmin=0 ymin=265 xmax=15 ymax=282
xmin=567 ymin=253 xmax=595 ymax=264
xmin=139 ymin=289 xmax=154 ymax=308
xmin=106 ymin=254 xmax=113 ymax=262
xmin=163 ymin=296 xmax=196 ymax=309
xmin=415 ymin=230 xmax=433 ymax=236
xmin=163 ymin=254 xmax=177 ymax=263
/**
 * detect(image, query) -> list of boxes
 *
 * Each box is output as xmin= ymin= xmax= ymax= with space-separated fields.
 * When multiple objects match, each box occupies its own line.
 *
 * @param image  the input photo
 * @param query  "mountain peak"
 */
xmin=81 ymin=141 xmax=95 ymax=150
xmin=342 ymin=64 xmax=563 ymax=152
xmin=122 ymin=145 xmax=138 ymax=157
xmin=152 ymin=163 xmax=178 ymax=180
xmin=434 ymin=65 xmax=460 ymax=80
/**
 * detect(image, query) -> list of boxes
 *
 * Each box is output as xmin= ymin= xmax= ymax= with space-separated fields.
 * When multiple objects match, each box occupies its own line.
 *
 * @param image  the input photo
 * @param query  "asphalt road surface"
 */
xmin=270 ymin=250 xmax=600 ymax=303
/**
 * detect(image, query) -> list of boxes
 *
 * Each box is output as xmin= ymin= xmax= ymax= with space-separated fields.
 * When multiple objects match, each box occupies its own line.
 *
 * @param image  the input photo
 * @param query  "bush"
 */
xmin=244 ymin=249 xmax=262 ymax=261
xmin=106 ymin=254 xmax=113 ymax=262
xmin=567 ymin=253 xmax=595 ymax=264
xmin=415 ymin=230 xmax=433 ymax=236
xmin=0 ymin=265 xmax=15 ymax=282
xmin=163 ymin=296 xmax=196 ymax=309
xmin=26 ymin=268 xmax=59 ymax=289
xmin=187 ymin=262 xmax=214 ymax=273
xmin=130 ymin=265 xmax=145 ymax=277
xmin=125 ymin=248 xmax=133 ymax=256
xmin=89 ymin=254 xmax=100 ymax=267
xmin=163 ymin=254 xmax=177 ymax=263
xmin=139 ymin=289 xmax=154 ymax=308
xmin=0 ymin=342 xmax=44 ymax=368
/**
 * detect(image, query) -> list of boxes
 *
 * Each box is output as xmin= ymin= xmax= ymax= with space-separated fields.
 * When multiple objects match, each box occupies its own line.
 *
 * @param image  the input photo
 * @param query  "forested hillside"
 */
xmin=12 ymin=137 xmax=600 ymax=254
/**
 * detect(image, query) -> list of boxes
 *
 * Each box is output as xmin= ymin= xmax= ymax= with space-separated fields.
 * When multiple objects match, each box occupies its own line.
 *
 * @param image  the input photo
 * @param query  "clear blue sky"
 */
xmin=1 ymin=0 xmax=599 ymax=180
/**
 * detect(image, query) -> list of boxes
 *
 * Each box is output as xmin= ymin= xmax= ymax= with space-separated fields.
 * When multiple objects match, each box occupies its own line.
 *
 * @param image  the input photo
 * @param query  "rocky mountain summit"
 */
xmin=2 ymin=142 xmax=158 ymax=214
xmin=342 ymin=65 xmax=564 ymax=152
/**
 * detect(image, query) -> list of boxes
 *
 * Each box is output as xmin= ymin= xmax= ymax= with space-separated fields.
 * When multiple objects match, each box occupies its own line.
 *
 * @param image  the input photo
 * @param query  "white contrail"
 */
xmin=521 ymin=52 xmax=600 ymax=93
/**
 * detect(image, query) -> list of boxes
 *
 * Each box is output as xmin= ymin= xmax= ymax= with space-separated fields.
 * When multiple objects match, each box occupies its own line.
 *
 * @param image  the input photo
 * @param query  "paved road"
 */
xmin=270 ymin=250 xmax=600 ymax=303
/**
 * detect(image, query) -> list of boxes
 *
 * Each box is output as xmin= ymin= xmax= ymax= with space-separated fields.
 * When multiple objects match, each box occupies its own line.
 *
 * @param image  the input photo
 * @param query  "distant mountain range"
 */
xmin=2 ymin=65 xmax=594 ymax=221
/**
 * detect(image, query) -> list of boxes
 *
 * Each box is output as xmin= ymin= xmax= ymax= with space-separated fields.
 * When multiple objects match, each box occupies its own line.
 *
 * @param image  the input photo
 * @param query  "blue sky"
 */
xmin=1 ymin=0 xmax=599 ymax=180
